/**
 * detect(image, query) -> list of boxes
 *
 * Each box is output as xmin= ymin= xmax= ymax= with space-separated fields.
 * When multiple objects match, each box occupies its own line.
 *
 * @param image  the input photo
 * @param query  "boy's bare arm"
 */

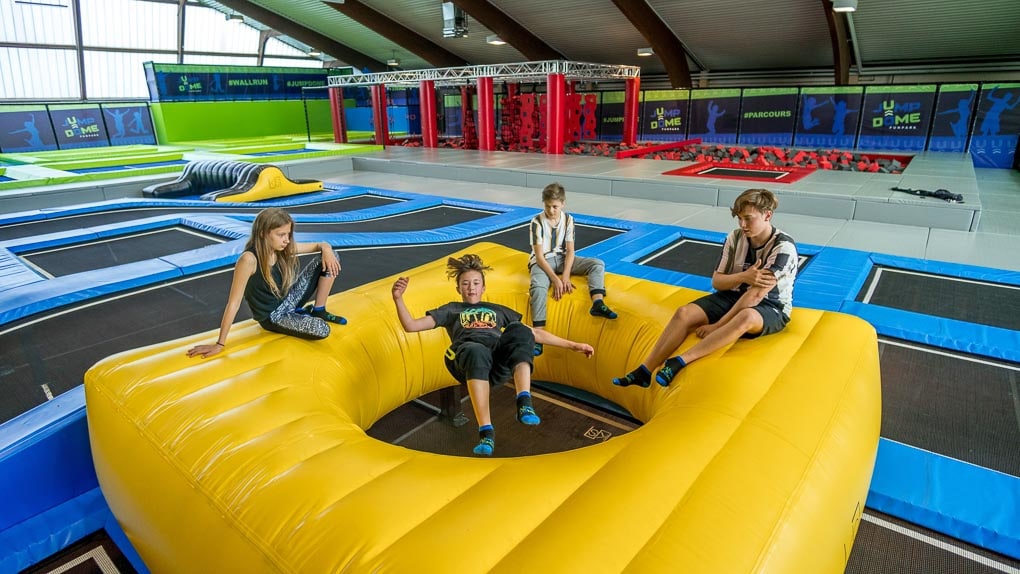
xmin=391 ymin=277 xmax=437 ymax=332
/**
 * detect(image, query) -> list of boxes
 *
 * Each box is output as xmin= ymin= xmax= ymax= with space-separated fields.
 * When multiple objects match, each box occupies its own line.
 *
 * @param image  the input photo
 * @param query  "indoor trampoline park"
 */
xmin=1 ymin=1 xmax=1019 ymax=573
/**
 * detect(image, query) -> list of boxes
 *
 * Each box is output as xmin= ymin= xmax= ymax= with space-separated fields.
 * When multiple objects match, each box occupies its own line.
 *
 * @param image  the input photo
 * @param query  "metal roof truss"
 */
xmin=324 ymin=60 xmax=641 ymax=88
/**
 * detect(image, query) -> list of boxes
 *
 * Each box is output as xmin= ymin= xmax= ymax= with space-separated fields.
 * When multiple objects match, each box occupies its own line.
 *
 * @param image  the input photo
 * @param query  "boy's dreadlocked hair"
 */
xmin=446 ymin=254 xmax=492 ymax=282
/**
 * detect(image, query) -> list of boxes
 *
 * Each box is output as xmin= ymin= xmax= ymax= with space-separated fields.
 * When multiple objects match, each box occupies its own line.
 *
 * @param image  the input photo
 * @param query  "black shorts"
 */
xmin=444 ymin=322 xmax=535 ymax=385
xmin=691 ymin=290 xmax=789 ymax=339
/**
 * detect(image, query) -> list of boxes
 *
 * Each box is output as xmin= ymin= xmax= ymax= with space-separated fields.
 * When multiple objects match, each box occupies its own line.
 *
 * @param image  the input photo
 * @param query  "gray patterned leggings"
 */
xmin=260 ymin=255 xmax=333 ymax=340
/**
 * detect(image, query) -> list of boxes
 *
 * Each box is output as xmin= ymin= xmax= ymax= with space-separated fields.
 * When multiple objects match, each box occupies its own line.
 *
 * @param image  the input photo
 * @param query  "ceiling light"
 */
xmin=832 ymin=0 xmax=857 ymax=12
xmin=309 ymin=48 xmax=321 ymax=57
xmin=226 ymin=12 xmax=243 ymax=23
xmin=637 ymin=47 xmax=654 ymax=57
xmin=387 ymin=58 xmax=400 ymax=67
xmin=486 ymin=34 xmax=505 ymax=46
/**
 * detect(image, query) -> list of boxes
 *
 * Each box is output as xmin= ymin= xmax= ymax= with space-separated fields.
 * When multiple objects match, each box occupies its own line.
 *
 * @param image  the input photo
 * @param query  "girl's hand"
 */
xmin=322 ymin=251 xmax=341 ymax=277
xmin=187 ymin=343 xmax=224 ymax=358
xmin=573 ymin=342 xmax=594 ymax=358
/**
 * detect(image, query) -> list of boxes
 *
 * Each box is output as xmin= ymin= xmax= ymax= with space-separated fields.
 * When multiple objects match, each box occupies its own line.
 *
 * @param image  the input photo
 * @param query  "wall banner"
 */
xmin=969 ymin=83 xmax=1020 ymax=168
xmin=688 ymin=88 xmax=741 ymax=144
xmin=144 ymin=63 xmax=332 ymax=102
xmin=100 ymin=104 xmax=156 ymax=146
xmin=737 ymin=87 xmax=798 ymax=147
xmin=50 ymin=105 xmax=110 ymax=149
xmin=857 ymin=85 xmax=937 ymax=151
xmin=0 ymin=106 xmax=58 ymax=153
xmin=793 ymin=86 xmax=863 ymax=149
xmin=640 ymin=89 xmax=689 ymax=142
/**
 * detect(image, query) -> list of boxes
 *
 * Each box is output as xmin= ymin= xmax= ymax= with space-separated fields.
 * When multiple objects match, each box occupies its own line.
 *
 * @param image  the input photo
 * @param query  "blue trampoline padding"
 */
xmin=607 ymin=260 xmax=714 ymax=292
xmin=794 ymin=248 xmax=874 ymax=311
xmin=0 ymin=258 xmax=181 ymax=326
xmin=0 ymin=247 xmax=45 ymax=292
xmin=1 ymin=214 xmax=189 ymax=253
xmin=670 ymin=226 xmax=728 ymax=244
xmin=159 ymin=240 xmax=243 ymax=276
xmin=0 ymin=387 xmax=96 ymax=535
xmin=871 ymin=253 xmax=1020 ymax=286
xmin=868 ymin=438 xmax=1020 ymax=560
xmin=587 ymin=223 xmax=682 ymax=264
xmin=0 ymin=487 xmax=111 ymax=572
xmin=841 ymin=301 xmax=1020 ymax=363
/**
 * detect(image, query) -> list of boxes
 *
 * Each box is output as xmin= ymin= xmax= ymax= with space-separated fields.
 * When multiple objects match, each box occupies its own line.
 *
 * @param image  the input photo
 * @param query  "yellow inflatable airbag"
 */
xmin=216 ymin=165 xmax=322 ymax=202
xmin=85 ymin=243 xmax=880 ymax=573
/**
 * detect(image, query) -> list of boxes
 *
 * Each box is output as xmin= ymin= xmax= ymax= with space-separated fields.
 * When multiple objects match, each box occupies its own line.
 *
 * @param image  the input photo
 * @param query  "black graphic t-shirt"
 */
xmin=426 ymin=301 xmax=522 ymax=349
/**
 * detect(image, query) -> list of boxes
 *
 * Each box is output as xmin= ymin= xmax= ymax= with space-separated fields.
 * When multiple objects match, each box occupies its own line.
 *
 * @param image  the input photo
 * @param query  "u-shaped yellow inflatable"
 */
xmin=85 ymin=243 xmax=880 ymax=573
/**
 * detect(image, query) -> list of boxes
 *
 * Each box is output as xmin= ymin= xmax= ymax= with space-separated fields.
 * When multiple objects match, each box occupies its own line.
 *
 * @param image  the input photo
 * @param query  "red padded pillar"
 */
xmin=328 ymin=87 xmax=348 ymax=143
xmin=623 ymin=77 xmax=640 ymax=146
xmin=546 ymin=73 xmax=566 ymax=154
xmin=477 ymin=76 xmax=495 ymax=151
xmin=371 ymin=84 xmax=390 ymax=146
xmin=419 ymin=80 xmax=437 ymax=148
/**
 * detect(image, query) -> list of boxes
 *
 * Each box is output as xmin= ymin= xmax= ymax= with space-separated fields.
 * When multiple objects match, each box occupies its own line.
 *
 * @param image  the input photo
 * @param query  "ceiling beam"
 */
xmin=212 ymin=0 xmax=385 ymax=70
xmin=609 ymin=0 xmax=691 ymax=89
xmin=821 ymin=0 xmax=850 ymax=84
xmin=324 ymin=0 xmax=466 ymax=68
xmin=451 ymin=0 xmax=565 ymax=61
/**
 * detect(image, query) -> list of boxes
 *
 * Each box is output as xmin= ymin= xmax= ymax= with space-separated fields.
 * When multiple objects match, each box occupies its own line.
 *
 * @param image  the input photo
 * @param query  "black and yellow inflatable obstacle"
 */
xmin=142 ymin=159 xmax=323 ymax=202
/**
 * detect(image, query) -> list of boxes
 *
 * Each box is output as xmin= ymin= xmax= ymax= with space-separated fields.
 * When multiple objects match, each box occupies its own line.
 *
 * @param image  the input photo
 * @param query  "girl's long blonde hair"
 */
xmin=245 ymin=208 xmax=297 ymax=298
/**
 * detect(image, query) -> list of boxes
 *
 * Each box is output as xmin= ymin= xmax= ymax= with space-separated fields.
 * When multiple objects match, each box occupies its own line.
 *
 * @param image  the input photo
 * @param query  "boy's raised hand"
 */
xmin=391 ymin=276 xmax=410 ymax=300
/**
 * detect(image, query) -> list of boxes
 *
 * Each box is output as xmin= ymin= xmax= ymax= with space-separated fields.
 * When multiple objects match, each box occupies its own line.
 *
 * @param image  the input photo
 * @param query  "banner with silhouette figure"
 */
xmin=858 ymin=85 xmax=937 ymax=151
xmin=793 ymin=86 xmax=863 ymax=149
xmin=640 ymin=89 xmax=689 ymax=142
xmin=969 ymin=82 xmax=1020 ymax=168
xmin=929 ymin=84 xmax=979 ymax=152
xmin=0 ymin=105 xmax=58 ymax=153
xmin=144 ymin=63 xmax=332 ymax=102
xmin=99 ymin=104 xmax=156 ymax=146
xmin=689 ymin=88 xmax=740 ymax=144
xmin=738 ymin=87 xmax=798 ymax=146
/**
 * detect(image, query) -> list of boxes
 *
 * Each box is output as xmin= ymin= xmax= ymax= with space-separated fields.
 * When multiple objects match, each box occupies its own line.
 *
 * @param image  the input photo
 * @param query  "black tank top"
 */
xmin=243 ymin=249 xmax=286 ymax=322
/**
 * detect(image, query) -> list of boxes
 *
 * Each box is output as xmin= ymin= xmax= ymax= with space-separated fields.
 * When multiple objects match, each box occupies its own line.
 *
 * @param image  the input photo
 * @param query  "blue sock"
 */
xmin=474 ymin=424 xmax=495 ymax=456
xmin=312 ymin=305 xmax=326 ymax=312
xmin=516 ymin=391 xmax=531 ymax=399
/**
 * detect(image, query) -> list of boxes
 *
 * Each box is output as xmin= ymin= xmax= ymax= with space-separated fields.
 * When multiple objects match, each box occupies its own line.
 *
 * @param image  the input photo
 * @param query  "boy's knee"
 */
xmin=734 ymin=308 xmax=763 ymax=331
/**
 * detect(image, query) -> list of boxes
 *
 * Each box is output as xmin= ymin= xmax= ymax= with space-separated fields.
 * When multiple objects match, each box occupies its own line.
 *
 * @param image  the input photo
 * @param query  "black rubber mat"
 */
xmin=299 ymin=206 xmax=494 ymax=233
xmin=0 ymin=195 xmax=401 ymax=242
xmin=878 ymin=338 xmax=1020 ymax=477
xmin=367 ymin=383 xmax=636 ymax=458
xmin=640 ymin=239 xmax=811 ymax=277
xmin=21 ymin=227 xmax=222 ymax=277
xmin=847 ymin=510 xmax=1020 ymax=573
xmin=640 ymin=239 xmax=723 ymax=277
xmin=21 ymin=529 xmax=138 ymax=574
xmin=858 ymin=266 xmax=1020 ymax=331
xmin=0 ymin=224 xmax=620 ymax=424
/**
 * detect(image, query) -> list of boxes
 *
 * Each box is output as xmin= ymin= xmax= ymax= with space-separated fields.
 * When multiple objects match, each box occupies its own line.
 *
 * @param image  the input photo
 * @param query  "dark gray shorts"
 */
xmin=691 ymin=290 xmax=789 ymax=339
